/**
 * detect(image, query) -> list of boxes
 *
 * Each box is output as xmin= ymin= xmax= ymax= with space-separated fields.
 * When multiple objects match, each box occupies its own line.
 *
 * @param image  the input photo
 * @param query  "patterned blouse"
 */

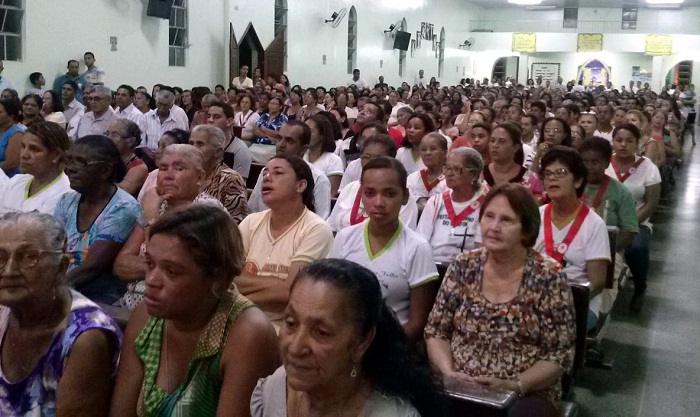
xmin=135 ymin=289 xmax=254 ymax=417
xmin=424 ymin=247 xmax=576 ymax=406
xmin=254 ymin=112 xmax=288 ymax=145
xmin=202 ymin=163 xmax=249 ymax=225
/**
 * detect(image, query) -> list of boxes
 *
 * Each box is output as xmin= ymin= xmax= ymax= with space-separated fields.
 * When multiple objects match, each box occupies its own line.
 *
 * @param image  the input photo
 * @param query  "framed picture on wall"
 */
xmin=531 ymin=63 xmax=561 ymax=83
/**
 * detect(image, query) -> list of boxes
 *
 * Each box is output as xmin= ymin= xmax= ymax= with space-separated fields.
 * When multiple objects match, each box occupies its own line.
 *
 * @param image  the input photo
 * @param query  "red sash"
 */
xmin=349 ymin=187 xmax=366 ymax=225
xmin=583 ymin=176 xmax=610 ymax=210
xmin=442 ymin=191 xmax=485 ymax=227
xmin=420 ymin=169 xmax=441 ymax=192
xmin=611 ymin=157 xmax=644 ymax=183
xmin=543 ymin=203 xmax=590 ymax=264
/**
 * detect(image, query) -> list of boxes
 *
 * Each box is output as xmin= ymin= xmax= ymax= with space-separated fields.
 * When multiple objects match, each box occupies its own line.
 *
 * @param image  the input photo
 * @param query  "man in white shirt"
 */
xmin=0 ymin=61 xmax=14 ymax=93
xmin=82 ymin=52 xmax=106 ymax=85
xmin=73 ymin=85 xmax=118 ymax=139
xmin=114 ymin=84 xmax=147 ymax=142
xmin=27 ymin=72 xmax=47 ymax=95
xmin=387 ymin=90 xmax=409 ymax=124
xmin=61 ymin=80 xmax=85 ymax=123
xmin=143 ymin=89 xmax=189 ymax=152
xmin=414 ymin=69 xmax=427 ymax=88
xmin=231 ymin=65 xmax=254 ymax=89
xmin=347 ymin=69 xmax=367 ymax=89
xmin=248 ymin=120 xmax=331 ymax=219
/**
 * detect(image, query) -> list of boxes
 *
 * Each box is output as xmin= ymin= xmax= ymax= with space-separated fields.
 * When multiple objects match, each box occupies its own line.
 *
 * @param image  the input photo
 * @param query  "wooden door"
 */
xmin=264 ymin=31 xmax=285 ymax=79
xmin=229 ymin=23 xmax=239 ymax=87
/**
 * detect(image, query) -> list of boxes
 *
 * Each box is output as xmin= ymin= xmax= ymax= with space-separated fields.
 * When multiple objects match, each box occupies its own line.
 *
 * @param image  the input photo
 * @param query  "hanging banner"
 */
xmin=512 ymin=33 xmax=536 ymax=53
xmin=645 ymin=34 xmax=672 ymax=56
xmin=577 ymin=33 xmax=603 ymax=52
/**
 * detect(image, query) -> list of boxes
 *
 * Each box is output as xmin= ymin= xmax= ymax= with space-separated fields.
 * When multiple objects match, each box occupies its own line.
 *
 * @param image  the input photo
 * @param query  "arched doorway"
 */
xmin=666 ymin=60 xmax=693 ymax=87
xmin=492 ymin=57 xmax=519 ymax=85
xmin=240 ymin=24 xmax=265 ymax=75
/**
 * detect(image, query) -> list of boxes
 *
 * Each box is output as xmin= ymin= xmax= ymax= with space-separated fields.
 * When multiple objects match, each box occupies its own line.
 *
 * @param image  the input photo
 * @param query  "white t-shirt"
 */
xmin=234 ymin=110 xmax=260 ymax=141
xmin=248 ymin=160 xmax=331 ymax=219
xmin=339 ymin=158 xmax=362 ymax=190
xmin=327 ymin=180 xmax=418 ymax=233
xmin=345 ymin=107 xmax=359 ymax=120
xmin=534 ymin=205 xmax=610 ymax=285
xmin=396 ymin=147 xmax=425 ymax=175
xmin=0 ymin=173 xmax=71 ymax=215
xmin=232 ymin=76 xmax=254 ymax=89
xmin=605 ymin=156 xmax=661 ymax=228
xmin=0 ymin=168 xmax=8 ymax=190
xmin=329 ymin=221 xmax=438 ymax=324
xmin=406 ymin=169 xmax=448 ymax=201
xmin=416 ymin=189 xmax=484 ymax=264
xmin=522 ymin=143 xmax=535 ymax=168
xmin=303 ymin=151 xmax=344 ymax=178
xmin=593 ymin=129 xmax=614 ymax=143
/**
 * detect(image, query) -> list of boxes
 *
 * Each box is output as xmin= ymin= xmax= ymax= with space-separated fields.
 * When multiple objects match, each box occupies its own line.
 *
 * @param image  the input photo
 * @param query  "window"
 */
xmin=563 ymin=8 xmax=578 ymax=29
xmin=347 ymin=7 xmax=357 ymax=75
xmin=622 ymin=7 xmax=637 ymax=30
xmin=169 ymin=0 xmax=187 ymax=66
xmin=274 ymin=0 xmax=287 ymax=70
xmin=399 ymin=18 xmax=407 ymax=78
xmin=0 ymin=0 xmax=23 ymax=61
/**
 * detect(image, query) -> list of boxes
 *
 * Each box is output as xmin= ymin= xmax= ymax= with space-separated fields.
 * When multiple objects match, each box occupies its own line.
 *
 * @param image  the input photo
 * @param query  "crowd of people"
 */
xmin=0 ymin=56 xmax=692 ymax=416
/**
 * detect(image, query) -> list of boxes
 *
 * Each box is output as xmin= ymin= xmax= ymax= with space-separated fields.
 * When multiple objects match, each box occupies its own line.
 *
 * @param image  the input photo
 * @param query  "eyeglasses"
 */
xmin=443 ymin=165 xmax=465 ymax=175
xmin=0 ymin=248 xmax=63 ymax=270
xmin=85 ymin=96 xmax=108 ymax=102
xmin=542 ymin=168 xmax=570 ymax=179
xmin=64 ymin=155 xmax=106 ymax=169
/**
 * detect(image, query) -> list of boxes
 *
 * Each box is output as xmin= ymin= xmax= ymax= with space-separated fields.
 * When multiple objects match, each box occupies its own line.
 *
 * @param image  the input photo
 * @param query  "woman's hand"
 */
xmin=443 ymin=371 xmax=474 ymax=383
xmin=473 ymin=376 xmax=518 ymax=392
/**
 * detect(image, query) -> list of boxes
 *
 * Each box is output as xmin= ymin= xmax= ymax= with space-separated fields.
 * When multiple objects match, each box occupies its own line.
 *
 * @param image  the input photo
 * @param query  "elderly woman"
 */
xmin=110 ymin=204 xmax=280 ymax=417
xmin=328 ymin=134 xmax=418 ymax=233
xmin=535 ymin=146 xmax=610 ymax=328
xmin=0 ymin=98 xmax=26 ymax=177
xmin=0 ymin=211 xmax=122 ymax=416
xmin=114 ymin=144 xmax=222 ymax=309
xmin=54 ymin=135 xmax=142 ymax=304
xmin=406 ymin=132 xmax=448 ymax=210
xmin=484 ymin=122 xmax=543 ymax=201
xmin=21 ymin=94 xmax=43 ymax=128
xmin=235 ymin=155 xmax=334 ymax=328
xmin=41 ymin=90 xmax=67 ymax=128
xmin=137 ymin=129 xmax=190 ymax=203
xmin=251 ymin=96 xmax=288 ymax=163
xmin=425 ymin=183 xmax=576 ymax=417
xmin=580 ymin=137 xmax=639 ymax=316
xmin=417 ymin=147 xmax=487 ymax=264
xmin=330 ymin=157 xmax=439 ymax=341
xmin=105 ymin=119 xmax=148 ymax=196
xmin=605 ymin=124 xmax=661 ymax=313
xmin=0 ymin=121 xmax=71 ymax=214
xmin=252 ymin=259 xmax=444 ymax=416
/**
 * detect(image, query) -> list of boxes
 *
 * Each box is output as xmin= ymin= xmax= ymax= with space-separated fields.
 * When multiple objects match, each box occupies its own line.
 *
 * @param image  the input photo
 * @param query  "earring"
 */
xmin=350 ymin=364 xmax=357 ymax=378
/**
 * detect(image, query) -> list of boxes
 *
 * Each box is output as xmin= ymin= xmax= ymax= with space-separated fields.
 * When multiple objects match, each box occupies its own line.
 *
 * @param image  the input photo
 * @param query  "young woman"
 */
xmin=438 ymin=105 xmax=459 ymax=142
xmin=451 ymin=111 xmax=486 ymax=150
xmin=484 ymin=122 xmax=543 ymax=201
xmin=330 ymin=156 xmax=439 ymax=341
xmin=416 ymin=147 xmax=487 ymax=264
xmin=649 ymin=109 xmax=680 ymax=162
xmin=570 ymin=124 xmax=585 ymax=150
xmin=531 ymin=117 xmax=572 ymax=173
xmin=406 ymin=132 xmax=448 ymax=210
xmin=397 ymin=113 xmax=434 ymax=175
xmin=625 ymin=110 xmax=662 ymax=167
xmin=304 ymin=114 xmax=344 ymax=197
xmin=283 ymin=88 xmax=302 ymax=120
xmin=579 ymin=112 xmax=598 ymax=141
xmin=605 ymin=124 xmax=661 ymax=314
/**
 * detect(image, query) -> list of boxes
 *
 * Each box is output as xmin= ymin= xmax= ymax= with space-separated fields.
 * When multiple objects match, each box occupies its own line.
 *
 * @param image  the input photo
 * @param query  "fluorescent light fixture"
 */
xmin=508 ymin=0 xmax=543 ymax=4
xmin=646 ymin=0 xmax=683 ymax=4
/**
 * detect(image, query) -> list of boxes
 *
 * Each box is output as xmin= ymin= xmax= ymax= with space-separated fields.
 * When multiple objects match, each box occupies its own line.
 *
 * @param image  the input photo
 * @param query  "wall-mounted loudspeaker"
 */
xmin=147 ymin=0 xmax=175 ymax=19
xmin=393 ymin=31 xmax=411 ymax=51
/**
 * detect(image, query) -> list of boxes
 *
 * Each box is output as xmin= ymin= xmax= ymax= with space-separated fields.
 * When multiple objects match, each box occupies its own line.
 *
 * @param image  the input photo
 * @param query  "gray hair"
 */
xmin=93 ymin=85 xmax=112 ymax=98
xmin=156 ymin=90 xmax=175 ymax=105
xmin=192 ymin=124 xmax=225 ymax=151
xmin=201 ymin=93 xmax=217 ymax=105
xmin=162 ymin=144 xmax=204 ymax=170
xmin=0 ymin=212 xmax=66 ymax=253
xmin=450 ymin=146 xmax=483 ymax=191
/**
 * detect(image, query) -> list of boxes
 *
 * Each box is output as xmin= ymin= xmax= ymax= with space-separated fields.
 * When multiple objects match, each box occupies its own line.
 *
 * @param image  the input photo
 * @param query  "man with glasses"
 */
xmin=143 ymin=89 xmax=189 ymax=153
xmin=73 ymin=86 xmax=118 ymax=139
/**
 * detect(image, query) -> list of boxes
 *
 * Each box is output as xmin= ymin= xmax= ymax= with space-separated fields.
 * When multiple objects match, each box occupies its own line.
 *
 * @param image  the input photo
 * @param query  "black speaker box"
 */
xmin=393 ymin=31 xmax=412 ymax=51
xmin=147 ymin=0 xmax=175 ymax=19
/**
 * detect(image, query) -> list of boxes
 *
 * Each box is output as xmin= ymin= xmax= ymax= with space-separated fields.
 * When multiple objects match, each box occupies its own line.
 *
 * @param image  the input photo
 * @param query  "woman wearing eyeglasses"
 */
xmin=417 ymin=147 xmax=487 ymax=264
xmin=0 ymin=211 xmax=122 ymax=416
xmin=535 ymin=146 xmax=610 ymax=329
xmin=531 ymin=117 xmax=572 ymax=173
xmin=328 ymin=134 xmax=418 ymax=234
xmin=54 ymin=135 xmax=142 ymax=304
xmin=105 ymin=119 xmax=148 ymax=197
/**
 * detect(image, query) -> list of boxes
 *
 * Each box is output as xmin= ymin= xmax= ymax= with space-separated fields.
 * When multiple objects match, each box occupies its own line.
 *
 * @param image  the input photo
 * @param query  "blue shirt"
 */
xmin=54 ymin=188 xmax=142 ymax=270
xmin=0 ymin=124 xmax=26 ymax=178
xmin=52 ymin=74 xmax=88 ymax=103
xmin=254 ymin=112 xmax=288 ymax=145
